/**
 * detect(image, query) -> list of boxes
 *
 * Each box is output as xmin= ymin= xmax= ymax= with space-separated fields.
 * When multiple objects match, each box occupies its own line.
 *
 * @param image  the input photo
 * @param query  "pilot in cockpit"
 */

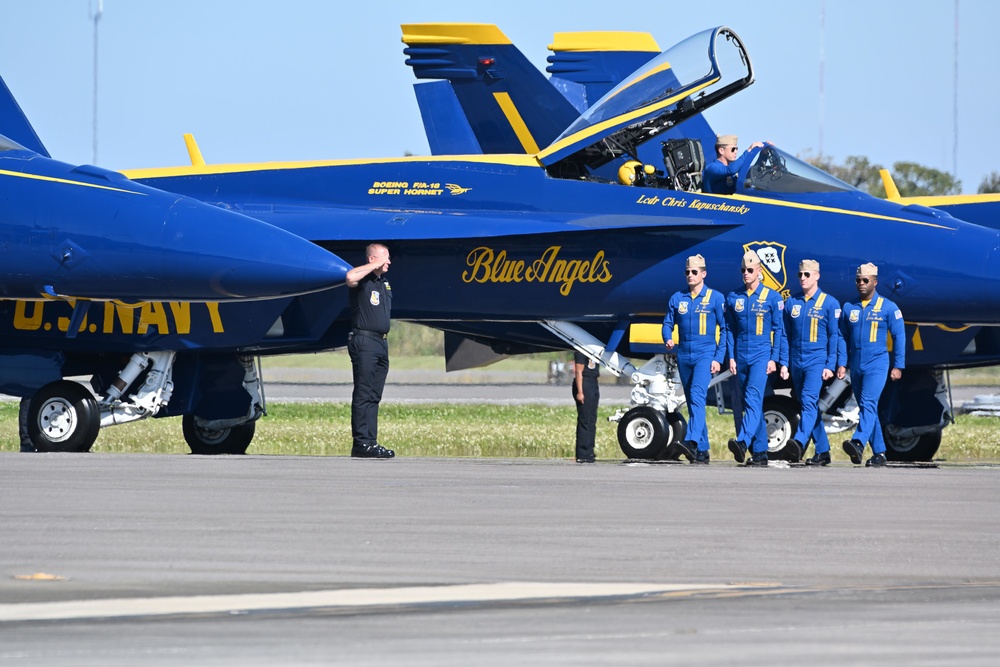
xmin=702 ymin=134 xmax=766 ymax=195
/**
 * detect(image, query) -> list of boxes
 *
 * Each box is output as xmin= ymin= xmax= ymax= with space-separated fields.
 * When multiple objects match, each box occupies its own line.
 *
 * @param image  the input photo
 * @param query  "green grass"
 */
xmin=3 ymin=401 xmax=999 ymax=461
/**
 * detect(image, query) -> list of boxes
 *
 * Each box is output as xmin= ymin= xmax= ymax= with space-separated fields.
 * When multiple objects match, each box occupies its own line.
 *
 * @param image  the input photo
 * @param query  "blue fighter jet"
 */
xmin=4 ymin=26 xmax=999 ymax=462
xmin=399 ymin=23 xmax=1000 ymax=462
xmin=0 ymin=75 xmax=353 ymax=452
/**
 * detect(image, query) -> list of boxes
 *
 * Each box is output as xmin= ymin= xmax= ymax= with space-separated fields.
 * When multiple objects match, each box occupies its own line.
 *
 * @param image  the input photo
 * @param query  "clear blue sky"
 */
xmin=2 ymin=0 xmax=995 ymax=193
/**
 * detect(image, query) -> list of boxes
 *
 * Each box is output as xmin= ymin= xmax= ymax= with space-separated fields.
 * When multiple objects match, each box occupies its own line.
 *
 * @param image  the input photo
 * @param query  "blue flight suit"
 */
xmin=779 ymin=290 xmax=844 ymax=455
xmin=840 ymin=292 xmax=905 ymax=455
xmin=725 ymin=285 xmax=784 ymax=454
xmin=702 ymin=146 xmax=762 ymax=195
xmin=662 ymin=286 xmax=727 ymax=453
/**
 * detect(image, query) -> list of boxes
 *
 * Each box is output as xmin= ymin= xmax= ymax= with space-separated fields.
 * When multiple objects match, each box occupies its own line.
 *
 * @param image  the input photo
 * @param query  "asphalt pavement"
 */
xmin=2 ymin=453 xmax=999 ymax=665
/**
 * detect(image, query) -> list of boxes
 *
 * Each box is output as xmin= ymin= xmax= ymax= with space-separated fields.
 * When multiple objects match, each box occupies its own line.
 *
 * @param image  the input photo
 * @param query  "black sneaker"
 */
xmin=745 ymin=451 xmax=768 ymax=467
xmin=865 ymin=452 xmax=887 ymax=467
xmin=351 ymin=442 xmax=395 ymax=459
xmin=782 ymin=439 xmax=803 ymax=463
xmin=804 ymin=451 xmax=831 ymax=466
xmin=576 ymin=456 xmax=596 ymax=464
xmin=842 ymin=439 xmax=863 ymax=465
xmin=692 ymin=449 xmax=710 ymax=465
xmin=728 ymin=438 xmax=747 ymax=463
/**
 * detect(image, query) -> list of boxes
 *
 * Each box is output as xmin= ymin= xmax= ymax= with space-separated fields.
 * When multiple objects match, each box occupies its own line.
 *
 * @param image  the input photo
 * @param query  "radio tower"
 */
xmin=92 ymin=0 xmax=103 ymax=164
xmin=952 ymin=0 xmax=959 ymax=181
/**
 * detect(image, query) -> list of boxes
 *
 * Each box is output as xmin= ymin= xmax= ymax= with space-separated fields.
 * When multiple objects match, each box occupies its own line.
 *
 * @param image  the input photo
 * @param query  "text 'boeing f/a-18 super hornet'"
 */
xmin=398 ymin=23 xmax=1000 ymax=462
xmin=7 ymin=26 xmax=1000 ymax=460
xmin=0 ymin=75 xmax=352 ymax=452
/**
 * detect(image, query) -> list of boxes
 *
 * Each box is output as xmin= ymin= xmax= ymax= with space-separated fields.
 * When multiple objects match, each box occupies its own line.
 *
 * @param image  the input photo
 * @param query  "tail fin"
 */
xmin=545 ymin=31 xmax=661 ymax=113
xmin=402 ymin=23 xmax=580 ymax=155
xmin=0 ymin=75 xmax=49 ymax=157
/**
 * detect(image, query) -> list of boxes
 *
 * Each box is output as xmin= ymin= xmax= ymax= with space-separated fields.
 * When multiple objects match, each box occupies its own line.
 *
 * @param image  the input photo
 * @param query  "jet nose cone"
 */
xmin=163 ymin=199 xmax=350 ymax=300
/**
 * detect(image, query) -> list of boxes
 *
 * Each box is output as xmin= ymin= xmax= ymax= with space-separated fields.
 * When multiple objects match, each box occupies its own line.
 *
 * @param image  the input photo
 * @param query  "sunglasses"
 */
xmin=729 ymin=146 xmax=739 ymax=152
xmin=798 ymin=272 xmax=812 ymax=278
xmin=856 ymin=277 xmax=871 ymax=284
xmin=685 ymin=269 xmax=701 ymax=275
xmin=741 ymin=267 xmax=756 ymax=274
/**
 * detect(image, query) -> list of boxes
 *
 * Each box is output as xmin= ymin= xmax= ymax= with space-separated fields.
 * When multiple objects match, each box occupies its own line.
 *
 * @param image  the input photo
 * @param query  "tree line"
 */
xmin=803 ymin=153 xmax=1000 ymax=196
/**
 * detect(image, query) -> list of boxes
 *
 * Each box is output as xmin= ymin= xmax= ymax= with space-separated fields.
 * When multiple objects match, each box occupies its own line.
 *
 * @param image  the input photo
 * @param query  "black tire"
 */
xmin=656 ymin=411 xmax=689 ymax=460
xmin=182 ymin=415 xmax=255 ymax=455
xmin=763 ymin=395 xmax=800 ymax=460
xmin=28 ymin=380 xmax=101 ymax=453
xmin=884 ymin=429 xmax=942 ymax=462
xmin=617 ymin=406 xmax=668 ymax=459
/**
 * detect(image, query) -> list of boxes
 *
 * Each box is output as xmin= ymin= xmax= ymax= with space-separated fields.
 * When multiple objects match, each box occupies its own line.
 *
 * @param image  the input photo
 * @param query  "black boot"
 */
xmin=804 ymin=451 xmax=831 ymax=466
xmin=728 ymin=438 xmax=747 ymax=463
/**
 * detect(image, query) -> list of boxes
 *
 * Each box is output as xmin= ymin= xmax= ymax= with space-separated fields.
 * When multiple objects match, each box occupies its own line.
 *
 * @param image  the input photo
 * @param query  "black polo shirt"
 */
xmin=350 ymin=272 xmax=392 ymax=334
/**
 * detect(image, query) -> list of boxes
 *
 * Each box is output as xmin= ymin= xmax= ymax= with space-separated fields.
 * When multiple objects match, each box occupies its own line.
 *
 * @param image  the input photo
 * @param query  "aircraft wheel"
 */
xmin=763 ymin=395 xmax=800 ymax=460
xmin=183 ymin=415 xmax=255 ymax=455
xmin=28 ymin=380 xmax=101 ymax=453
xmin=617 ymin=406 xmax=685 ymax=460
xmin=884 ymin=429 xmax=942 ymax=462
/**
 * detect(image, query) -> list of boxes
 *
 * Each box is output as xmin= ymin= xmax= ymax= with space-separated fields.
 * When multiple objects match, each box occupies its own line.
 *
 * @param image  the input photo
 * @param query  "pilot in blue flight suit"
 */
xmin=840 ymin=262 xmax=905 ymax=467
xmin=702 ymin=134 xmax=765 ymax=195
xmin=725 ymin=250 xmax=784 ymax=466
xmin=778 ymin=259 xmax=845 ymax=465
xmin=661 ymin=254 xmax=727 ymax=464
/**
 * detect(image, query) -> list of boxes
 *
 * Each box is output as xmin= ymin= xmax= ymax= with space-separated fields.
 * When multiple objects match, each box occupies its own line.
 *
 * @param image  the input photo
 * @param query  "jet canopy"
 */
xmin=742 ymin=145 xmax=859 ymax=194
xmin=0 ymin=133 xmax=28 ymax=152
xmin=538 ymin=26 xmax=754 ymax=174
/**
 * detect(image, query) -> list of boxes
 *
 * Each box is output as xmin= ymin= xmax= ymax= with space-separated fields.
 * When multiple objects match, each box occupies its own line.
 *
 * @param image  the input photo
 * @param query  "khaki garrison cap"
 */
xmin=741 ymin=250 xmax=761 ymax=268
xmin=857 ymin=262 xmax=878 ymax=277
xmin=686 ymin=254 xmax=706 ymax=269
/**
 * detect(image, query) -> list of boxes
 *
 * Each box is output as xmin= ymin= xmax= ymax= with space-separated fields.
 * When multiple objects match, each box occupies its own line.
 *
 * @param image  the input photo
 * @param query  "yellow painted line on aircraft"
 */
xmin=896 ymin=192 xmax=1000 ymax=206
xmin=0 ymin=168 xmax=144 ymax=195
xmin=714 ymin=192 xmax=958 ymax=230
xmin=493 ymin=92 xmax=540 ymax=154
xmin=548 ymin=31 xmax=660 ymax=53
xmin=537 ymin=79 xmax=717 ymax=161
xmin=0 ymin=582 xmax=772 ymax=622
xmin=401 ymin=23 xmax=511 ymax=45
xmin=121 ymin=153 xmax=541 ymax=180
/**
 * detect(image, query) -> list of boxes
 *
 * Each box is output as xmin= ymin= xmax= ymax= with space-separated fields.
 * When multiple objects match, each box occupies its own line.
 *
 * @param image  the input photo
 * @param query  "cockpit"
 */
xmin=538 ymin=26 xmax=858 ymax=197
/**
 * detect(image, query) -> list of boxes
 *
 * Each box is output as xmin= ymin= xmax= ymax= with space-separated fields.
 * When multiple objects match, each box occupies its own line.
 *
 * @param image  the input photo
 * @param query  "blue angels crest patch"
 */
xmin=744 ymin=241 xmax=788 ymax=293
xmin=678 ymin=301 xmax=689 ymax=314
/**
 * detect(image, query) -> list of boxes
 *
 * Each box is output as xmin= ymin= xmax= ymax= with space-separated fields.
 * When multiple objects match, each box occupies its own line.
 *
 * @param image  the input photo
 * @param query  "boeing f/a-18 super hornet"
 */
xmin=5 ymin=26 xmax=1000 ymax=460
xmin=0 ymin=75 xmax=351 ymax=452
xmin=399 ymin=23 xmax=1000 ymax=462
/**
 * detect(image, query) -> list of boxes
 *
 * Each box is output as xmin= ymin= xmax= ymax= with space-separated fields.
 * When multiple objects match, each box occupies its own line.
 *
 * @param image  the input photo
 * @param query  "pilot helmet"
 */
xmin=618 ymin=160 xmax=643 ymax=185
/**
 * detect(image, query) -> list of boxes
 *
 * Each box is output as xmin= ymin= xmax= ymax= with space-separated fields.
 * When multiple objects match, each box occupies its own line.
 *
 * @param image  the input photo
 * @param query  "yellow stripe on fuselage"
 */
xmin=0 ymin=168 xmax=145 ymax=196
xmin=121 ymin=153 xmax=541 ymax=180
xmin=698 ymin=191 xmax=958 ymax=230
xmin=493 ymin=92 xmax=540 ymax=154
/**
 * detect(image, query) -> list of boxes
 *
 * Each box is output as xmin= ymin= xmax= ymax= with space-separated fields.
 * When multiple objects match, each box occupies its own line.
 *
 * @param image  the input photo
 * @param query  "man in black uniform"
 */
xmin=572 ymin=351 xmax=600 ymax=463
xmin=346 ymin=243 xmax=395 ymax=458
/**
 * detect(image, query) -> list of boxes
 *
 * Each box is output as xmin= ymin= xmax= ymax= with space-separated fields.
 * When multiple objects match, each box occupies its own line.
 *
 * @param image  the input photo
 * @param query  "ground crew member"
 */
xmin=572 ymin=351 xmax=600 ymax=463
xmin=661 ymin=254 xmax=727 ymax=464
xmin=840 ymin=262 xmax=905 ymax=467
xmin=725 ymin=250 xmax=784 ymax=466
xmin=346 ymin=243 xmax=395 ymax=459
xmin=702 ymin=134 xmax=766 ymax=195
xmin=779 ymin=259 xmax=844 ymax=465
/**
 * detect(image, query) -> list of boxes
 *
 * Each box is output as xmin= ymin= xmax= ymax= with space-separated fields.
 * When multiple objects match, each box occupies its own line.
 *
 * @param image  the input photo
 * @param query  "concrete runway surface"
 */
xmin=2 ymin=453 xmax=999 ymax=665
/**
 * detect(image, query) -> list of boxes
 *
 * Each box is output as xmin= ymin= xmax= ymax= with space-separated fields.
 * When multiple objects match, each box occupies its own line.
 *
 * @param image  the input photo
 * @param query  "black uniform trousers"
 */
xmin=573 ymin=375 xmax=600 ymax=460
xmin=348 ymin=333 xmax=389 ymax=446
